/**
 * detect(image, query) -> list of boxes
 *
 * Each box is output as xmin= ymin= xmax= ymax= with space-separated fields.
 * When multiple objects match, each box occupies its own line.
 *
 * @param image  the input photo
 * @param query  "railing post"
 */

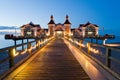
xmin=8 ymin=48 xmax=15 ymax=68
xmin=22 ymin=39 xmax=24 ymax=50
xmin=36 ymin=40 xmax=40 ymax=49
xmin=14 ymin=40 xmax=17 ymax=50
xmin=27 ymin=42 xmax=31 ymax=54
xmin=40 ymin=39 xmax=42 ymax=47
xmin=38 ymin=40 xmax=40 ymax=48
xmin=87 ymin=43 xmax=91 ymax=54
xmin=42 ymin=39 xmax=44 ymax=46
xmin=106 ymin=47 xmax=111 ymax=67
xmin=14 ymin=40 xmax=16 ymax=46
xmin=36 ymin=40 xmax=38 ymax=49
xmin=73 ymin=38 xmax=75 ymax=44
xmin=44 ymin=38 xmax=46 ymax=45
xmin=77 ymin=39 xmax=79 ymax=46
xmin=27 ymin=39 xmax=29 ymax=48
xmin=41 ymin=39 xmax=43 ymax=46
xmin=79 ymin=40 xmax=83 ymax=49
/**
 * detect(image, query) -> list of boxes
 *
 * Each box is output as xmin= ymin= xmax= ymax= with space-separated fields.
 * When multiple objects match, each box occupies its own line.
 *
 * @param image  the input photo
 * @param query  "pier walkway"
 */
xmin=5 ymin=39 xmax=90 ymax=80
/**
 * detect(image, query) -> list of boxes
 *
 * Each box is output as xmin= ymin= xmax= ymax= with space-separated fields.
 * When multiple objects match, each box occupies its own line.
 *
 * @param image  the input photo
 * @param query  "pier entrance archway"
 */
xmin=55 ymin=31 xmax=64 ymax=38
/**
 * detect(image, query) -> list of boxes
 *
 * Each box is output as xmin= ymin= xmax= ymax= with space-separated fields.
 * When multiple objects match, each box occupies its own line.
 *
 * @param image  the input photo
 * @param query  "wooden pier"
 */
xmin=0 ymin=36 xmax=120 ymax=80
xmin=4 ymin=39 xmax=90 ymax=80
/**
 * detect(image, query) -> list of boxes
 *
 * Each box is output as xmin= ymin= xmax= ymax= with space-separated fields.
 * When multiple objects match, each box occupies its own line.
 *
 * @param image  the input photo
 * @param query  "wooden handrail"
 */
xmin=0 ymin=36 xmax=54 ymax=77
xmin=65 ymin=37 xmax=120 ymax=76
xmin=0 ymin=41 xmax=35 ymax=52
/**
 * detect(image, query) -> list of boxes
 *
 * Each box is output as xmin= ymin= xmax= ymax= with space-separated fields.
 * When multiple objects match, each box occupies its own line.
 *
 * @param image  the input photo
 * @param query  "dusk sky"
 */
xmin=0 ymin=0 xmax=120 ymax=35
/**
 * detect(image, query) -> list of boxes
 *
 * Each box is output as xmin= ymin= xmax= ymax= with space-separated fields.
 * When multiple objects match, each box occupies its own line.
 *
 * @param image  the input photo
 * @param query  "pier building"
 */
xmin=48 ymin=15 xmax=71 ymax=38
xmin=20 ymin=22 xmax=41 ymax=37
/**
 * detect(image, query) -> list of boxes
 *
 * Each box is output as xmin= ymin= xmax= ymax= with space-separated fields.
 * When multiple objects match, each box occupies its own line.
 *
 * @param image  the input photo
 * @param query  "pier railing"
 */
xmin=0 ymin=36 xmax=54 ymax=78
xmin=65 ymin=37 xmax=120 ymax=79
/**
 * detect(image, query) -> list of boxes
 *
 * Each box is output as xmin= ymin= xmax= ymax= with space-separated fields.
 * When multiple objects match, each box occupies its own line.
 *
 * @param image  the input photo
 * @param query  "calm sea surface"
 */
xmin=0 ymin=34 xmax=14 ymax=48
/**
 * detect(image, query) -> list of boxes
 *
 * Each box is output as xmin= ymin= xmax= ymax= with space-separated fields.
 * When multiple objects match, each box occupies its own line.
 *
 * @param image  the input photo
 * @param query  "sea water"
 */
xmin=0 ymin=35 xmax=14 ymax=49
xmin=0 ymin=34 xmax=120 ymax=49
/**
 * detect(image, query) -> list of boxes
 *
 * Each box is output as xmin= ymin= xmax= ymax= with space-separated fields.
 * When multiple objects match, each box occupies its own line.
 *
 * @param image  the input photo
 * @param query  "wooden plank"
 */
xmin=5 ymin=39 xmax=90 ymax=80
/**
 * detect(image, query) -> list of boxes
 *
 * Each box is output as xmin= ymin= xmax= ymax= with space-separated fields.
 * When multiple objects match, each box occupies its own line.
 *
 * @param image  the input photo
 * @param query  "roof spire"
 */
xmin=66 ymin=14 xmax=68 ymax=20
xmin=51 ymin=15 xmax=53 ymax=20
xmin=48 ymin=15 xmax=55 ymax=24
xmin=64 ymin=15 xmax=71 ymax=24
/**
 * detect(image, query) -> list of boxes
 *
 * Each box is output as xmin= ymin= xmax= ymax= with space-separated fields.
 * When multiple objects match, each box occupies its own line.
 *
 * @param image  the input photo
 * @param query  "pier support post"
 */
xmin=106 ymin=48 xmax=111 ymax=67
xmin=8 ymin=48 xmax=15 ymax=68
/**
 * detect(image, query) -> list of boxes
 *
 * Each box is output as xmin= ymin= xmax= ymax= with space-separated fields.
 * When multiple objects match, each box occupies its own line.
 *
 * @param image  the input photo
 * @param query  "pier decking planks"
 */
xmin=5 ymin=39 xmax=90 ymax=80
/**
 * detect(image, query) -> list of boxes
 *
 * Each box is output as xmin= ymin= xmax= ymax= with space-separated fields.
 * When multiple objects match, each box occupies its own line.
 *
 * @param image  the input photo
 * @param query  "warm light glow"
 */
xmin=71 ymin=39 xmax=73 ymax=42
xmin=89 ymin=47 xmax=99 ymax=54
xmin=46 ymin=33 xmax=49 ymax=36
xmin=13 ymin=37 xmax=53 ymax=57
xmin=88 ymin=32 xmax=93 ymax=35
xmin=68 ymin=39 xmax=99 ymax=54
xmin=44 ymin=39 xmax=47 ymax=43
xmin=87 ymin=43 xmax=99 ymax=54
xmin=87 ymin=43 xmax=89 ymax=47
xmin=79 ymin=43 xmax=85 ymax=47
xmin=27 ymin=32 xmax=31 ymax=35
xmin=32 ymin=45 xmax=37 ymax=49
xmin=64 ymin=39 xmax=106 ymax=80
xmin=13 ymin=48 xmax=19 ymax=56
xmin=56 ymin=31 xmax=63 ymax=34
xmin=75 ymin=41 xmax=79 ymax=44
xmin=71 ymin=33 xmax=73 ymax=36
xmin=21 ymin=49 xmax=27 ymax=54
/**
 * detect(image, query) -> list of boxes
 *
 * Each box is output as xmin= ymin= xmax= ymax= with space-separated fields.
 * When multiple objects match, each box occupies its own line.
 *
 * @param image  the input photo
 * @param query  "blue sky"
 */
xmin=0 ymin=0 xmax=120 ymax=35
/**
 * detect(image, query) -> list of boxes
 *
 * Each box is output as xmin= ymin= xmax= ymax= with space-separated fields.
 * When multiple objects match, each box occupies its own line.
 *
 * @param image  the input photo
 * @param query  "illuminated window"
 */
xmin=56 ymin=31 xmax=62 ymax=34
xmin=27 ymin=32 xmax=31 ymax=35
xmin=88 ymin=32 xmax=93 ymax=35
